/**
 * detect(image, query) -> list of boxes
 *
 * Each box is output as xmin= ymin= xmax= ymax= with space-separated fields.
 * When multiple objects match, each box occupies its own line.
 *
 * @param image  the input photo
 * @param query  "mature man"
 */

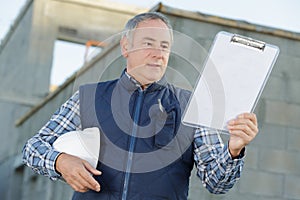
xmin=22 ymin=12 xmax=258 ymax=200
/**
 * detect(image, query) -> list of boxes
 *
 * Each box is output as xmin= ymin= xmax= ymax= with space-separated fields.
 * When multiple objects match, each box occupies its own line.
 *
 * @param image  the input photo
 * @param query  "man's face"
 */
xmin=121 ymin=19 xmax=171 ymax=86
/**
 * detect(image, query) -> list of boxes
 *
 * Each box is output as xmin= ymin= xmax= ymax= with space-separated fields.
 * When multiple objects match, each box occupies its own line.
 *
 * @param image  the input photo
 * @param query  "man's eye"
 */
xmin=161 ymin=45 xmax=170 ymax=50
xmin=144 ymin=42 xmax=153 ymax=46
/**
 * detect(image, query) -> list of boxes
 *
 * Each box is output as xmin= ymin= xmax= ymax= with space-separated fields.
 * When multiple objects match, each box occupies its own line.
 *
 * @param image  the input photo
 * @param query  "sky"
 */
xmin=0 ymin=0 xmax=299 ymax=86
xmin=112 ymin=0 xmax=300 ymax=33
xmin=0 ymin=0 xmax=27 ymax=40
xmin=1 ymin=0 xmax=299 ymax=42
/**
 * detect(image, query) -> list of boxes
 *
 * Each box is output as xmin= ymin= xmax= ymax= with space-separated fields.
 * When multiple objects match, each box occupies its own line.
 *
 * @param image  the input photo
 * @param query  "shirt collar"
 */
xmin=120 ymin=69 xmax=167 ymax=92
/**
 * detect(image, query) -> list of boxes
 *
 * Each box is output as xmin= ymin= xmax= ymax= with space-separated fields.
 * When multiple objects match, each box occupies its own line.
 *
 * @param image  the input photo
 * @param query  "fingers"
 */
xmin=227 ymin=113 xmax=258 ymax=134
xmin=56 ymin=154 xmax=101 ymax=193
xmin=81 ymin=161 xmax=101 ymax=191
xmin=228 ymin=119 xmax=257 ymax=135
xmin=83 ymin=161 xmax=102 ymax=176
xmin=227 ymin=113 xmax=259 ymax=158
xmin=70 ymin=177 xmax=89 ymax=193
xmin=228 ymin=129 xmax=252 ymax=144
xmin=77 ymin=171 xmax=100 ymax=192
xmin=237 ymin=113 xmax=257 ymax=126
xmin=63 ymin=164 xmax=101 ymax=192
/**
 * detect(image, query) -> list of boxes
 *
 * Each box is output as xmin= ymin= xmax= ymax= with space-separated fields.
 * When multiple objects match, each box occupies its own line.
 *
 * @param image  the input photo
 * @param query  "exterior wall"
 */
xmin=0 ymin=2 xmax=36 ymax=199
xmin=0 ymin=1 xmax=39 ymax=102
xmin=1 ymin=2 xmax=300 ymax=200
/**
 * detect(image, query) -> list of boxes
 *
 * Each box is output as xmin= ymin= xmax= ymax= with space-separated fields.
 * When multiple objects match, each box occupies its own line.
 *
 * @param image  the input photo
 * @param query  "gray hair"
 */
xmin=122 ymin=12 xmax=173 ymax=42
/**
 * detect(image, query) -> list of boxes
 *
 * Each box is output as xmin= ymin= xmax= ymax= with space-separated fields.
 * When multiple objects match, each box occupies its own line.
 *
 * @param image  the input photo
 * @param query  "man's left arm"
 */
xmin=194 ymin=113 xmax=258 ymax=194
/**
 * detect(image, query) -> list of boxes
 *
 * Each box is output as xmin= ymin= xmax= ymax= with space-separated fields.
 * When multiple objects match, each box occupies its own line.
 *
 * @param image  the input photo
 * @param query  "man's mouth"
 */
xmin=147 ymin=63 xmax=162 ymax=67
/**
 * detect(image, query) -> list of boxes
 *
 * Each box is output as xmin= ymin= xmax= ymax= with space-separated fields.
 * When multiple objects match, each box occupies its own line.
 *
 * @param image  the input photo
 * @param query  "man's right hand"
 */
xmin=55 ymin=153 xmax=102 ymax=193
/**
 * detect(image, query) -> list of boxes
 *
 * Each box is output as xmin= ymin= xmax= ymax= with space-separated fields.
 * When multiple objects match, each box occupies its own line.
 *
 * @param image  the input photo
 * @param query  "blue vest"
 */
xmin=73 ymin=73 xmax=195 ymax=200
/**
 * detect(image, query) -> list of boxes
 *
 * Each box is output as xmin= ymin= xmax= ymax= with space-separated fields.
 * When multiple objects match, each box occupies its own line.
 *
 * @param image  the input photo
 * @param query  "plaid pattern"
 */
xmin=22 ymin=91 xmax=81 ymax=180
xmin=22 ymin=81 xmax=244 ymax=193
xmin=194 ymin=128 xmax=244 ymax=194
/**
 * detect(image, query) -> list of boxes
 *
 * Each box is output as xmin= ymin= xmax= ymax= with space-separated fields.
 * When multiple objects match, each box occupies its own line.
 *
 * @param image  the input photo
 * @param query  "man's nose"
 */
xmin=151 ymin=47 xmax=164 ymax=58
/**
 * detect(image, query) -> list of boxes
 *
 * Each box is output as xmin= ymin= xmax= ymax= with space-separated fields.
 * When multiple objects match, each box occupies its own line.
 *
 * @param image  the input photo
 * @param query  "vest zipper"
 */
xmin=121 ymin=89 xmax=144 ymax=200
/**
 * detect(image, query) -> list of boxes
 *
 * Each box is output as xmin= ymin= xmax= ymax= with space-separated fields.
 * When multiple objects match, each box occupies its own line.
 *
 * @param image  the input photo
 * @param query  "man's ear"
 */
xmin=120 ymin=36 xmax=129 ymax=58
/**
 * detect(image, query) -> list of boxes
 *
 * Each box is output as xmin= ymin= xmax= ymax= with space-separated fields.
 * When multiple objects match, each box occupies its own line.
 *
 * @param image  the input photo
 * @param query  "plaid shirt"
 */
xmin=22 ymin=85 xmax=244 ymax=195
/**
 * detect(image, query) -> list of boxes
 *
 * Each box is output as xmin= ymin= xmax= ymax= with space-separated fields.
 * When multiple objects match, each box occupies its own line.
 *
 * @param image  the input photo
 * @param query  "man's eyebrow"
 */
xmin=142 ymin=37 xmax=156 ymax=42
xmin=142 ymin=37 xmax=170 ymax=45
xmin=161 ymin=41 xmax=170 ymax=45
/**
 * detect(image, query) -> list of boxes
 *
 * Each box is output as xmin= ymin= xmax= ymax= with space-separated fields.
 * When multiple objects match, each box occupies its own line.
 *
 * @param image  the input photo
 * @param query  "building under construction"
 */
xmin=1 ymin=0 xmax=300 ymax=199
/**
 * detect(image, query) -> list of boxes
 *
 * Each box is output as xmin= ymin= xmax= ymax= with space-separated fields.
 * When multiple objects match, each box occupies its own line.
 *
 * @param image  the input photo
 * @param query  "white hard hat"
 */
xmin=53 ymin=127 xmax=100 ymax=168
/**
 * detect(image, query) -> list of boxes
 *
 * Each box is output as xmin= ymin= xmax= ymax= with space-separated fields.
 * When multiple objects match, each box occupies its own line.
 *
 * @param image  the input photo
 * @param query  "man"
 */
xmin=22 ymin=12 xmax=258 ymax=200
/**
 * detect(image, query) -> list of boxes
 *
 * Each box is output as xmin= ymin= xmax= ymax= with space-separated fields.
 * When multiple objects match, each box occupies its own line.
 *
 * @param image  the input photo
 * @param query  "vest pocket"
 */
xmin=154 ymin=110 xmax=176 ymax=149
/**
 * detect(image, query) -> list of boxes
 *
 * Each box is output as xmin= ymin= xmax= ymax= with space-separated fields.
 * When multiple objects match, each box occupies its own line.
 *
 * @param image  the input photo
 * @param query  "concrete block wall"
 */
xmin=0 ymin=2 xmax=42 ymax=200
xmin=0 ymin=1 xmax=51 ymax=103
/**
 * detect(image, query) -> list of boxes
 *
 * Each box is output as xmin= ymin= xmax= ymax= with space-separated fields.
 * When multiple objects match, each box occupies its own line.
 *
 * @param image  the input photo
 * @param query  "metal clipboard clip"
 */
xmin=231 ymin=34 xmax=266 ymax=51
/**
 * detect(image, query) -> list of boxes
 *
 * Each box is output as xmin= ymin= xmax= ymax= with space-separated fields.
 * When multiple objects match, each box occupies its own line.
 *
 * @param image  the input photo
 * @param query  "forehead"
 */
xmin=132 ymin=19 xmax=171 ymax=42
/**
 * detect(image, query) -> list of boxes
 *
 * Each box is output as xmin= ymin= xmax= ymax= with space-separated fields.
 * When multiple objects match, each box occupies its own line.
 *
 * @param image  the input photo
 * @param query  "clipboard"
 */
xmin=182 ymin=31 xmax=280 ymax=134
